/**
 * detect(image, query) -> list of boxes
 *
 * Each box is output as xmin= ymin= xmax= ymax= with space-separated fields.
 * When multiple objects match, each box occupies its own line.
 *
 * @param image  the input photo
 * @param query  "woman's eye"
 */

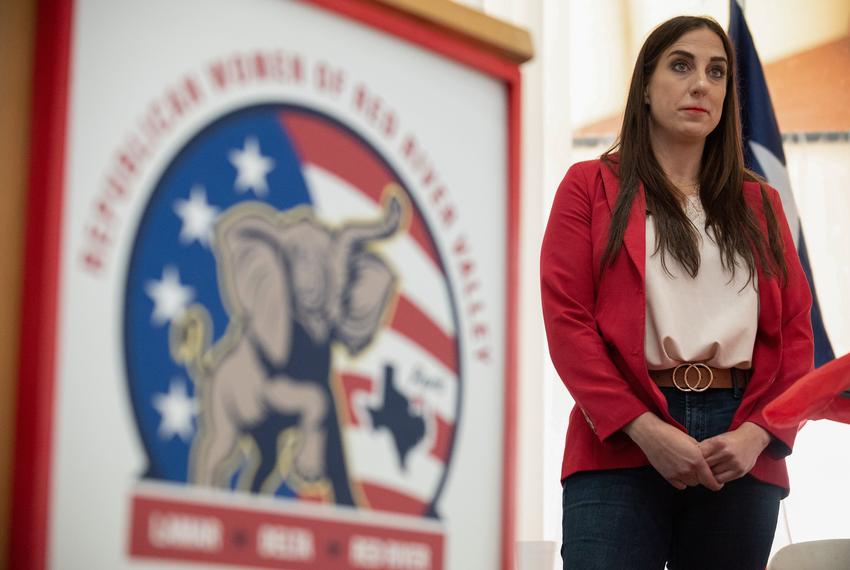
xmin=709 ymin=67 xmax=727 ymax=79
xmin=672 ymin=61 xmax=689 ymax=72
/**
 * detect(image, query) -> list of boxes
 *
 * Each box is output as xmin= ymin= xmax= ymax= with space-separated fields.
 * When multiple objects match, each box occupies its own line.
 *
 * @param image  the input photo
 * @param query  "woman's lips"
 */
xmin=681 ymin=107 xmax=709 ymax=114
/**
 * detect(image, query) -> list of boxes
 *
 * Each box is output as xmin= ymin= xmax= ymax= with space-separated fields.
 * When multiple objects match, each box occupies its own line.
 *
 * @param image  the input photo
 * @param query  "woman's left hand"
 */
xmin=698 ymin=422 xmax=772 ymax=484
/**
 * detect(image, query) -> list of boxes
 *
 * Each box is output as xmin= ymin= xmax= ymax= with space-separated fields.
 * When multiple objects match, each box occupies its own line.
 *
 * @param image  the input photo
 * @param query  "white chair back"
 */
xmin=768 ymin=539 xmax=850 ymax=569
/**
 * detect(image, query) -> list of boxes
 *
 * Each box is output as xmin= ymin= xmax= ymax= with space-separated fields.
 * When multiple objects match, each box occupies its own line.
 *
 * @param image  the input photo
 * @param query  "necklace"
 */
xmin=684 ymin=194 xmax=705 ymax=222
xmin=677 ymin=181 xmax=700 ymax=197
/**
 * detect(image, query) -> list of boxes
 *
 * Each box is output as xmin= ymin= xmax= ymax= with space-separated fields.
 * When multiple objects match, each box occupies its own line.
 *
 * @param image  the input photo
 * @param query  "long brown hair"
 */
xmin=600 ymin=15 xmax=787 ymax=284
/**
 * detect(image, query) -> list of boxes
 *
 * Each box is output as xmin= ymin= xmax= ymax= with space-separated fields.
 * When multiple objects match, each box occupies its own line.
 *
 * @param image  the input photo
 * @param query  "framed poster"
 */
xmin=11 ymin=0 xmax=527 ymax=568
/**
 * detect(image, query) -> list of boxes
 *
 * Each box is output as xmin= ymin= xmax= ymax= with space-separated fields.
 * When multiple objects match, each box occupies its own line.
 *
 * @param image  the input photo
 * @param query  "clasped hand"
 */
xmin=624 ymin=413 xmax=771 ymax=491
xmin=698 ymin=421 xmax=771 ymax=486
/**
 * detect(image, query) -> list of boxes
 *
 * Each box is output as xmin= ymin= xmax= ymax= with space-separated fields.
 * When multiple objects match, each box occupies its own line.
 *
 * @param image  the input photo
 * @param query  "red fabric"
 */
xmin=763 ymin=352 xmax=850 ymax=427
xmin=540 ymin=159 xmax=815 ymax=497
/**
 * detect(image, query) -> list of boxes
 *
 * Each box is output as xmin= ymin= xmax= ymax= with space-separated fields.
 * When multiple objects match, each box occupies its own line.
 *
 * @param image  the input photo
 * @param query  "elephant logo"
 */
xmin=124 ymin=104 xmax=462 ymax=518
xmin=170 ymin=191 xmax=407 ymax=503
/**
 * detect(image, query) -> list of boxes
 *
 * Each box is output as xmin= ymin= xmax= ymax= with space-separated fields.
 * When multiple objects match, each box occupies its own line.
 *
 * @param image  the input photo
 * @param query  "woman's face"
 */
xmin=645 ymin=28 xmax=728 ymax=144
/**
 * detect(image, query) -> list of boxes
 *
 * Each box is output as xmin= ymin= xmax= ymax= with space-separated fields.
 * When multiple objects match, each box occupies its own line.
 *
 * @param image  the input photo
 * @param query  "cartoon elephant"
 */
xmin=172 ymin=190 xmax=406 ymax=503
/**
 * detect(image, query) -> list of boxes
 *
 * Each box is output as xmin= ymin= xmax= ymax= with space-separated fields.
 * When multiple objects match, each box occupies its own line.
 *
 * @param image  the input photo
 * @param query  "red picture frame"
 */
xmin=10 ymin=1 xmax=522 ymax=568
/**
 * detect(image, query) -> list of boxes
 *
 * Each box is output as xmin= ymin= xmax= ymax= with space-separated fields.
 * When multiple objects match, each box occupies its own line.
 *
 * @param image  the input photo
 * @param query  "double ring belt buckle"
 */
xmin=672 ymin=362 xmax=714 ymax=392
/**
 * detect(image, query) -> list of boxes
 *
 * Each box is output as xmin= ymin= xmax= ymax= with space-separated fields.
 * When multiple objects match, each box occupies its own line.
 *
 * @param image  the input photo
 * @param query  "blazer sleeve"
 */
xmin=540 ymin=162 xmax=650 ymax=442
xmin=744 ymin=186 xmax=815 ymax=458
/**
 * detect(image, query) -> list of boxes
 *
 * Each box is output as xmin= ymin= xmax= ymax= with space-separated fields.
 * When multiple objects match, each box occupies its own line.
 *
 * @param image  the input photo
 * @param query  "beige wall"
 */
xmin=0 ymin=0 xmax=36 ymax=567
xmin=744 ymin=0 xmax=850 ymax=61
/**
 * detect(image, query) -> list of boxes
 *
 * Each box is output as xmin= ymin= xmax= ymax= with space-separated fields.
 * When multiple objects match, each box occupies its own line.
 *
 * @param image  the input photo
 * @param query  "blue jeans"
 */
xmin=561 ymin=388 xmax=782 ymax=569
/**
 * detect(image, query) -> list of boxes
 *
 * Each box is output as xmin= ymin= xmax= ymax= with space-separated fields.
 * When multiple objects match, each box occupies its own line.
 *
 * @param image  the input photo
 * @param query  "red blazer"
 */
xmin=540 ymin=158 xmax=814 ymax=497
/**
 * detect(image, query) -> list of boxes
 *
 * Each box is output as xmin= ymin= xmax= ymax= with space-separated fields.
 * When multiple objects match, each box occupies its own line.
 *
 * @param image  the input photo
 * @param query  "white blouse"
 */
xmin=644 ymin=195 xmax=759 ymax=370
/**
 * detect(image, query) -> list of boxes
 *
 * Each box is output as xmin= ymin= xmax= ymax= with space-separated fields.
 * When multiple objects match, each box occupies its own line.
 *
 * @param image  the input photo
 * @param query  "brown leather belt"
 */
xmin=649 ymin=364 xmax=748 ymax=392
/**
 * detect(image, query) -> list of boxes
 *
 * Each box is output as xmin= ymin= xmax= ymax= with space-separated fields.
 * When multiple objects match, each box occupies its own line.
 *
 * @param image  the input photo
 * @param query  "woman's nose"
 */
xmin=690 ymin=74 xmax=709 ymax=95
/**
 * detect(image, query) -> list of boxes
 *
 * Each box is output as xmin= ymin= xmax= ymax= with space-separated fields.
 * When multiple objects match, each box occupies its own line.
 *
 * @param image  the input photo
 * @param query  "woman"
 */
xmin=540 ymin=15 xmax=814 ymax=570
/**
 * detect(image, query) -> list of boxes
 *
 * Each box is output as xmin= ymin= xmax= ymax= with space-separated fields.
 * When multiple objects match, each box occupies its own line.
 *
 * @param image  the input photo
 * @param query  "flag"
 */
xmin=728 ymin=0 xmax=835 ymax=367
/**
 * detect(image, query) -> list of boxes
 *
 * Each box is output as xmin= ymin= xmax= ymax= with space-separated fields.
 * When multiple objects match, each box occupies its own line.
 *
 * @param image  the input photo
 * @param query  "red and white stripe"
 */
xmin=282 ymin=111 xmax=459 ymax=516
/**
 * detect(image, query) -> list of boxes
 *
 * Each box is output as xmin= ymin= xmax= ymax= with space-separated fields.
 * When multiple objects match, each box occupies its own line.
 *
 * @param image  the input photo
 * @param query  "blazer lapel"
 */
xmin=600 ymin=160 xmax=646 ymax=279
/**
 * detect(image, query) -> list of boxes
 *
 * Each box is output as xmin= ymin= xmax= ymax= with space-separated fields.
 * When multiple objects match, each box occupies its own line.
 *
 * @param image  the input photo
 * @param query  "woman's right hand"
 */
xmin=623 ymin=412 xmax=723 ymax=491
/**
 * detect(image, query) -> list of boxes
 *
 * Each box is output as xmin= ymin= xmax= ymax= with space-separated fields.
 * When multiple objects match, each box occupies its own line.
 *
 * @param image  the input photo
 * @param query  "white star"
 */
xmin=229 ymin=136 xmax=275 ymax=197
xmin=145 ymin=265 xmax=194 ymax=326
xmin=174 ymin=185 xmax=219 ymax=247
xmin=152 ymin=379 xmax=198 ymax=441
